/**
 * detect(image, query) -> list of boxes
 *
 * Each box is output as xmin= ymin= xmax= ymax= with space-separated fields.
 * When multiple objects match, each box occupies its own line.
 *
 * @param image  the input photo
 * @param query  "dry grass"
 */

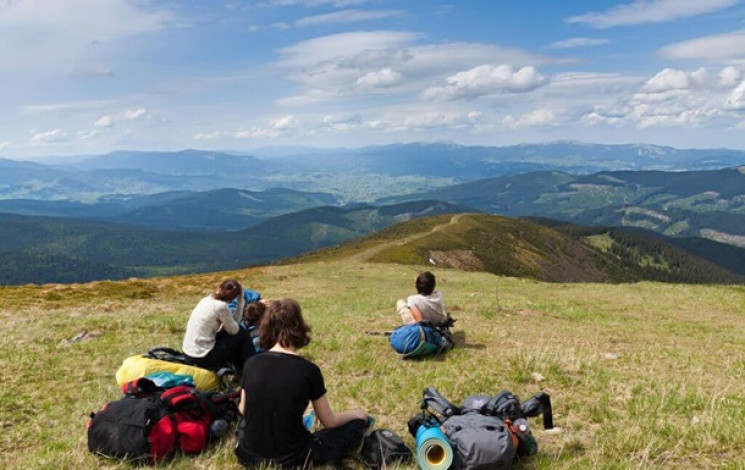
xmin=2 ymin=261 xmax=745 ymax=469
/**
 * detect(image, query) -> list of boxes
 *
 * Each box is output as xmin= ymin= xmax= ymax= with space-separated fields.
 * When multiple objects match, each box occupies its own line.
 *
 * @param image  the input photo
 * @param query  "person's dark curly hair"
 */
xmin=259 ymin=298 xmax=311 ymax=351
xmin=243 ymin=301 xmax=266 ymax=326
xmin=415 ymin=271 xmax=436 ymax=296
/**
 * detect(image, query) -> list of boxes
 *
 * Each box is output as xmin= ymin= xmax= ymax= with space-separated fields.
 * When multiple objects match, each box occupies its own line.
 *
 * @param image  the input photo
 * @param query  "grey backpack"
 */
xmin=441 ymin=414 xmax=516 ymax=470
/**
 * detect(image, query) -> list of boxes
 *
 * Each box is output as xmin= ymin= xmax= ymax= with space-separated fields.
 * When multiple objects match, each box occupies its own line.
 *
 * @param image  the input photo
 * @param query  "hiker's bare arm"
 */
xmin=312 ymin=395 xmax=366 ymax=428
xmin=409 ymin=306 xmax=423 ymax=322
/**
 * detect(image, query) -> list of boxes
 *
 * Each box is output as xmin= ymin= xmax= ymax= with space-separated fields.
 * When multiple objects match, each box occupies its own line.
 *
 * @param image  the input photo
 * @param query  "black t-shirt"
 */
xmin=236 ymin=351 xmax=327 ymax=466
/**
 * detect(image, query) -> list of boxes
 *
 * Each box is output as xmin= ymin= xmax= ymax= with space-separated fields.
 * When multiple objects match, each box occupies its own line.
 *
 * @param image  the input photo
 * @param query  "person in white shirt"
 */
xmin=183 ymin=279 xmax=256 ymax=371
xmin=396 ymin=271 xmax=448 ymax=326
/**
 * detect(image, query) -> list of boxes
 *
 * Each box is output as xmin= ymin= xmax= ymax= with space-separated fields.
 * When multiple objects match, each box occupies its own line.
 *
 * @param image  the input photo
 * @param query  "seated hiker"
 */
xmin=396 ymin=271 xmax=449 ymax=326
xmin=235 ymin=298 xmax=369 ymax=468
xmin=182 ymin=279 xmax=257 ymax=371
xmin=242 ymin=301 xmax=266 ymax=353
xmin=228 ymin=286 xmax=263 ymax=316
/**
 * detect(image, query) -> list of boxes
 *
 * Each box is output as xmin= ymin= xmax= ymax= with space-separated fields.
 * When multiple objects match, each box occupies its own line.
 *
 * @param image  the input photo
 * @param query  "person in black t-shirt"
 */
xmin=235 ymin=298 xmax=368 ymax=468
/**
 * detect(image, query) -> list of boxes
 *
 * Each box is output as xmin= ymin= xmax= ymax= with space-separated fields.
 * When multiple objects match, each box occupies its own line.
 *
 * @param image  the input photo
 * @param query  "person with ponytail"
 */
xmin=183 ymin=279 xmax=256 ymax=371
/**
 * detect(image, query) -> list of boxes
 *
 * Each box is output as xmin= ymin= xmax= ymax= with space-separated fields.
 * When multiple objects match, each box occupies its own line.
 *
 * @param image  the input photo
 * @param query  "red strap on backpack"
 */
xmin=122 ymin=377 xmax=160 ymax=397
xmin=160 ymin=385 xmax=212 ymax=454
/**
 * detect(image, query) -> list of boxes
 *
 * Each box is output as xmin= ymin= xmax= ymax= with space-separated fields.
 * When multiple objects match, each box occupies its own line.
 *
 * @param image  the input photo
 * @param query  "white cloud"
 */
xmin=726 ymin=80 xmax=745 ymax=110
xmin=0 ymin=0 xmax=175 ymax=70
xmin=262 ymin=0 xmax=370 ymax=6
xmin=659 ymin=30 xmax=745 ymax=62
xmin=355 ymin=68 xmax=402 ymax=89
xmin=20 ymin=100 xmax=111 ymax=114
xmin=123 ymin=108 xmax=147 ymax=120
xmin=194 ymin=131 xmax=224 ymax=140
xmin=566 ymin=0 xmax=738 ymax=28
xmin=30 ymin=129 xmax=68 ymax=143
xmin=277 ymin=31 xmax=550 ymax=105
xmin=641 ymin=67 xmax=721 ymax=93
xmin=549 ymin=38 xmax=611 ymax=49
xmin=77 ymin=130 xmax=99 ymax=140
xmin=295 ymin=9 xmax=403 ymax=27
xmin=512 ymin=109 xmax=557 ymax=127
xmin=273 ymin=115 xmax=297 ymax=129
xmin=278 ymin=30 xmax=420 ymax=67
xmin=642 ymin=68 xmax=692 ymax=92
xmin=423 ymin=65 xmax=548 ymax=100
xmin=94 ymin=115 xmax=115 ymax=128
xmin=719 ymin=66 xmax=742 ymax=87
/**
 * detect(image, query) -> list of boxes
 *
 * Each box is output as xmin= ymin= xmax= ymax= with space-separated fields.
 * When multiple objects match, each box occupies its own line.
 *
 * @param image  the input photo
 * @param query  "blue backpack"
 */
xmin=389 ymin=320 xmax=454 ymax=358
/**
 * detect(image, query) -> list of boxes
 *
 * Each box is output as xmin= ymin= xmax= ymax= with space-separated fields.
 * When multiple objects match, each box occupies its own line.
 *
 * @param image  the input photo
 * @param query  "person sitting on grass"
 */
xmin=241 ymin=301 xmax=266 ymax=353
xmin=235 ymin=298 xmax=369 ymax=468
xmin=182 ymin=279 xmax=256 ymax=372
xmin=396 ymin=270 xmax=449 ymax=326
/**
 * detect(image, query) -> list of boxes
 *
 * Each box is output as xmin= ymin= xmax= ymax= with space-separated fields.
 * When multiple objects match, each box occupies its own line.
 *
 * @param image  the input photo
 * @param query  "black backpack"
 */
xmin=361 ymin=429 xmax=413 ymax=469
xmin=87 ymin=379 xmax=239 ymax=464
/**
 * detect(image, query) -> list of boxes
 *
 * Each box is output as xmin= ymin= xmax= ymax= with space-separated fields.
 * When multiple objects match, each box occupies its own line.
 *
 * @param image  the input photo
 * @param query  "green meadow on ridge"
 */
xmin=2 ymin=214 xmax=745 ymax=469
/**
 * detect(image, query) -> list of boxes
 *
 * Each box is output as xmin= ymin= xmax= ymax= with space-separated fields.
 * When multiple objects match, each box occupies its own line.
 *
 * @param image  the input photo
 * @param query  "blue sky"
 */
xmin=1 ymin=0 xmax=745 ymax=159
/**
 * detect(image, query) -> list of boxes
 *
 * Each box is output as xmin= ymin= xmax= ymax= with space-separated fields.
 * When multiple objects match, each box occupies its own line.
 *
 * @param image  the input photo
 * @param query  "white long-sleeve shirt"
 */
xmin=182 ymin=293 xmax=244 ymax=358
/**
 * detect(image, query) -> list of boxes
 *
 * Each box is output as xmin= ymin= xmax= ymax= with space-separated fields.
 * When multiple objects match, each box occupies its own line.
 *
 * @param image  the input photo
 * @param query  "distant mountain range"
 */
xmin=4 ymin=141 xmax=745 ymax=202
xmin=381 ymin=167 xmax=745 ymax=248
xmin=1 ymin=141 xmax=745 ymax=285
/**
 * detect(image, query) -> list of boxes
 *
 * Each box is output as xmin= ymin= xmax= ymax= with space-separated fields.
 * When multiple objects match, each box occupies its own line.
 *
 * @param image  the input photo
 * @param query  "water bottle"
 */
xmin=512 ymin=418 xmax=529 ymax=435
xmin=209 ymin=419 xmax=229 ymax=440
xmin=511 ymin=418 xmax=538 ymax=456
xmin=303 ymin=411 xmax=315 ymax=431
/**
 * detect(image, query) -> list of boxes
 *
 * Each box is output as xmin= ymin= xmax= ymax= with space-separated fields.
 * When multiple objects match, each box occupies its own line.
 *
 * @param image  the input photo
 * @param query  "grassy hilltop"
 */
xmin=2 ymin=214 xmax=745 ymax=469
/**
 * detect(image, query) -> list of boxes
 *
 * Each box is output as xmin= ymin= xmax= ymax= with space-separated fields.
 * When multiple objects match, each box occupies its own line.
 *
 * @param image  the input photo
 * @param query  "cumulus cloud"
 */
xmin=580 ymin=65 xmax=745 ymax=130
xmin=512 ymin=109 xmax=557 ymax=127
xmin=719 ymin=66 xmax=742 ymax=87
xmin=549 ymin=37 xmax=611 ymax=49
xmin=355 ymin=68 xmax=402 ymax=89
xmin=424 ymin=65 xmax=548 ymax=100
xmin=194 ymin=131 xmax=223 ymax=140
xmin=30 ymin=129 xmax=68 ymax=143
xmin=726 ymin=80 xmax=745 ymax=110
xmin=77 ymin=130 xmax=99 ymax=140
xmin=659 ymin=30 xmax=745 ymax=62
xmin=295 ymin=9 xmax=403 ymax=27
xmin=123 ymin=108 xmax=147 ymax=120
xmin=278 ymin=32 xmax=548 ymax=97
xmin=641 ymin=67 xmax=723 ymax=93
xmin=94 ymin=115 xmax=115 ymax=128
xmin=273 ymin=115 xmax=297 ymax=129
xmin=566 ymin=0 xmax=737 ymax=28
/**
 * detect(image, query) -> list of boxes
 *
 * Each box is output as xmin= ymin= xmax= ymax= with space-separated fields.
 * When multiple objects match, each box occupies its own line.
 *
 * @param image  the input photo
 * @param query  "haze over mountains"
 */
xmin=1 ymin=141 xmax=745 ymax=285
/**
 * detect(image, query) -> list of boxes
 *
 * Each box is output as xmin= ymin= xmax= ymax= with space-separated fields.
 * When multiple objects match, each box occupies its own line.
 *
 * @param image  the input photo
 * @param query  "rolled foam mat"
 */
xmin=415 ymin=425 xmax=453 ymax=470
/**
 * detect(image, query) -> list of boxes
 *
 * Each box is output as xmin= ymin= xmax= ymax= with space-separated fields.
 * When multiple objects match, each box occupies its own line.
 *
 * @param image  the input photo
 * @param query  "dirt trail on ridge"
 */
xmin=348 ymin=213 xmax=466 ymax=263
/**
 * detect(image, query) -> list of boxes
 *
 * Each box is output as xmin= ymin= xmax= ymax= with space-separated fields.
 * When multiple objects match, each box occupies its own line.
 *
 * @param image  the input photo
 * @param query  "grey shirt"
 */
xmin=407 ymin=290 xmax=447 ymax=325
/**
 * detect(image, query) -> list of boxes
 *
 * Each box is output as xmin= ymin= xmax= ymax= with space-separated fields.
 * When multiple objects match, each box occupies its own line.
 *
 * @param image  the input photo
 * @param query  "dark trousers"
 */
xmin=188 ymin=329 xmax=256 ymax=371
xmin=236 ymin=419 xmax=366 ymax=468
xmin=307 ymin=418 xmax=366 ymax=465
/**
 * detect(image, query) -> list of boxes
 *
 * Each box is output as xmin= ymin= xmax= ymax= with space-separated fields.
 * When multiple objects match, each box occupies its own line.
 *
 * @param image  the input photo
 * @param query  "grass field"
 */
xmin=2 ymin=259 xmax=745 ymax=469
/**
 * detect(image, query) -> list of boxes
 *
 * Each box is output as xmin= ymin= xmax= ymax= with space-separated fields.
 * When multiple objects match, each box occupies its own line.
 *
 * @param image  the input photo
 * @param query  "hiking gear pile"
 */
xmin=407 ymin=387 xmax=553 ymax=470
xmin=87 ymin=377 xmax=239 ymax=464
xmin=115 ymin=347 xmax=236 ymax=392
xmin=389 ymin=316 xmax=456 ymax=358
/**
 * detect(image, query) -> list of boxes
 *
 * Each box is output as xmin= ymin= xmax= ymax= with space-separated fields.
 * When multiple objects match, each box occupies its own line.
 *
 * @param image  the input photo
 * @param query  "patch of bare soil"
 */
xmin=428 ymin=250 xmax=484 ymax=271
